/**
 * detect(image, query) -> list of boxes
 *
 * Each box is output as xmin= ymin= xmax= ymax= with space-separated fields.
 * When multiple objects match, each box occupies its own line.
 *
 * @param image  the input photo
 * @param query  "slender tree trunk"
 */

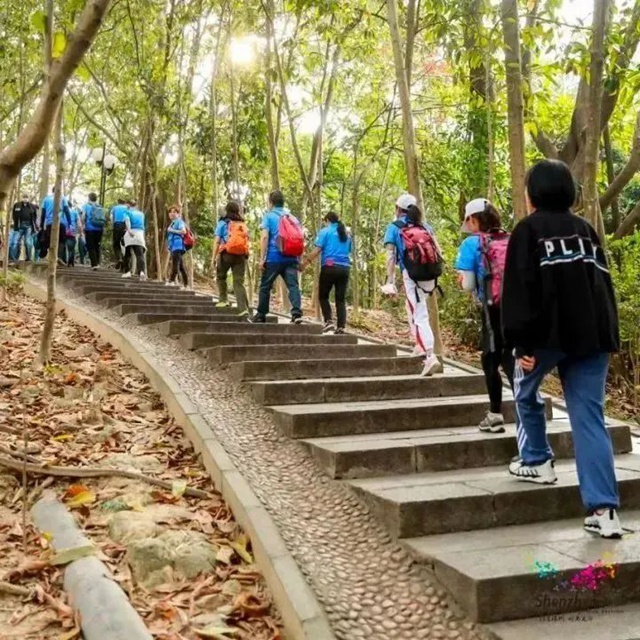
xmin=38 ymin=0 xmax=55 ymax=205
xmin=614 ymin=201 xmax=640 ymax=238
xmin=603 ymin=125 xmax=620 ymax=231
xmin=265 ymin=13 xmax=280 ymax=190
xmin=486 ymin=53 xmax=495 ymax=201
xmin=229 ymin=71 xmax=240 ymax=187
xmin=500 ymin=0 xmax=527 ymax=220
xmin=386 ymin=0 xmax=443 ymax=356
xmin=38 ymin=103 xmax=65 ymax=366
xmin=583 ymin=0 xmax=611 ymax=241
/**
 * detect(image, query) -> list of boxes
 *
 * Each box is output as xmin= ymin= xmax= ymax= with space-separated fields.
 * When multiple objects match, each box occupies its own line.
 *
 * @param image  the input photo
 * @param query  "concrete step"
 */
xmin=116 ymin=302 xmax=221 ymax=316
xmin=133 ymin=313 xmax=277 ymax=325
xmin=303 ymin=421 xmax=633 ymax=479
xmin=92 ymin=292 xmax=203 ymax=307
xmin=348 ymin=455 xmax=640 ymax=538
xmin=249 ymin=371 xmax=486 ymax=405
xmin=403 ymin=508 xmax=640 ymax=624
xmin=229 ymin=355 xmax=420 ymax=381
xmin=182 ymin=331 xmax=358 ymax=350
xmin=158 ymin=320 xmax=322 ymax=337
xmin=270 ymin=394 xmax=552 ymax=439
xmin=76 ymin=283 xmax=191 ymax=295
xmin=206 ymin=344 xmax=397 ymax=364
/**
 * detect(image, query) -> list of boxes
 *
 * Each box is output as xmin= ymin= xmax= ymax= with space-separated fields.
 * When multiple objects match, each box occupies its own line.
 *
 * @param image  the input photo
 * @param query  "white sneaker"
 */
xmin=478 ymin=412 xmax=506 ymax=434
xmin=584 ymin=508 xmax=624 ymax=539
xmin=420 ymin=354 xmax=442 ymax=377
xmin=121 ymin=272 xmax=132 ymax=279
xmin=139 ymin=272 xmax=147 ymax=281
xmin=411 ymin=346 xmax=426 ymax=357
xmin=508 ymin=458 xmax=557 ymax=484
xmin=380 ymin=283 xmax=398 ymax=296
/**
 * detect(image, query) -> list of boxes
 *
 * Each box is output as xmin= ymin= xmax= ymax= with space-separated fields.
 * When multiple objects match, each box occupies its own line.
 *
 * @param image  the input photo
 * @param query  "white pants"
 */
xmin=402 ymin=269 xmax=435 ymax=355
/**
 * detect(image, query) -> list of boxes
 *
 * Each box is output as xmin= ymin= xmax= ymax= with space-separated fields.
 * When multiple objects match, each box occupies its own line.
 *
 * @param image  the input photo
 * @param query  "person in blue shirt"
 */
xmin=62 ymin=204 xmax=82 ymax=267
xmin=122 ymin=200 xmax=147 ymax=280
xmin=382 ymin=194 xmax=442 ymax=377
xmin=39 ymin=187 xmax=71 ymax=261
xmin=455 ymin=198 xmax=516 ymax=434
xmin=82 ymin=192 xmax=105 ymax=270
xmin=166 ymin=205 xmax=189 ymax=288
xmin=252 ymin=190 xmax=303 ymax=324
xmin=110 ymin=199 xmax=129 ymax=271
xmin=300 ymin=212 xmax=352 ymax=333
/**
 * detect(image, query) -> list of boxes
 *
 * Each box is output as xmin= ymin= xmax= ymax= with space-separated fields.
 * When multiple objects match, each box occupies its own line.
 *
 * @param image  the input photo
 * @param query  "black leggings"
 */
xmin=40 ymin=224 xmax=67 ymax=260
xmin=170 ymin=250 xmax=188 ymax=285
xmin=124 ymin=245 xmax=146 ymax=275
xmin=85 ymin=229 xmax=103 ymax=267
xmin=481 ymin=304 xmax=515 ymax=414
xmin=318 ymin=265 xmax=350 ymax=328
xmin=113 ymin=222 xmax=126 ymax=269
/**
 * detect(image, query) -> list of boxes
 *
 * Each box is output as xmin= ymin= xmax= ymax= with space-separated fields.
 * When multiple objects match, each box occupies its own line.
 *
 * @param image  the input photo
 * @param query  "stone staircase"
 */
xmin=37 ymin=266 xmax=640 ymax=637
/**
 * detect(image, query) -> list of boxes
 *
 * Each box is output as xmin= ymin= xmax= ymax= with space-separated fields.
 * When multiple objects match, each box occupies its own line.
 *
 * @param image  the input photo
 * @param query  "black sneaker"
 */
xmin=291 ymin=316 xmax=304 ymax=325
xmin=334 ymin=328 xmax=346 ymax=335
xmin=250 ymin=314 xmax=266 ymax=323
xmin=322 ymin=322 xmax=335 ymax=333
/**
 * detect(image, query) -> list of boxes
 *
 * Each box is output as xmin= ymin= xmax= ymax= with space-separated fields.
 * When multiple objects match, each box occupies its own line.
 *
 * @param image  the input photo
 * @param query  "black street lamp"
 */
xmin=92 ymin=144 xmax=117 ymax=205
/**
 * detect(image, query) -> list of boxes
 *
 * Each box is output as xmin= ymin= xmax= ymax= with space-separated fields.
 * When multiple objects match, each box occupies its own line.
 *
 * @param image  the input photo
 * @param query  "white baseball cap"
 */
xmin=462 ymin=198 xmax=489 ymax=232
xmin=395 ymin=193 xmax=417 ymax=211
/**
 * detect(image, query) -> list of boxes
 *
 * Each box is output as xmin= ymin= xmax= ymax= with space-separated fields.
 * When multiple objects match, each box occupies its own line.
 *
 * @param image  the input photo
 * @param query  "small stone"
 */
xmin=108 ymin=512 xmax=157 ymax=544
xmin=381 ymin=619 xmax=398 ymax=630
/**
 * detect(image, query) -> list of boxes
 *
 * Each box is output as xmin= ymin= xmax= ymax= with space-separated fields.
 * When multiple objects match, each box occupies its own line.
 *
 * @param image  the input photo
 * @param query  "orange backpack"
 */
xmin=224 ymin=220 xmax=250 ymax=255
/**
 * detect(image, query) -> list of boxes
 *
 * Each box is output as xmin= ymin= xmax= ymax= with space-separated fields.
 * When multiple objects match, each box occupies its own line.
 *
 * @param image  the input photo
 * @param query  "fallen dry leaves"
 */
xmin=0 ymin=293 xmax=282 ymax=639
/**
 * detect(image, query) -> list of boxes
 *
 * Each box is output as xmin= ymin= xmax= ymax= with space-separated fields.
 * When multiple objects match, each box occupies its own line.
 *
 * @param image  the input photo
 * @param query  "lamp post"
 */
xmin=91 ymin=144 xmax=117 ymax=205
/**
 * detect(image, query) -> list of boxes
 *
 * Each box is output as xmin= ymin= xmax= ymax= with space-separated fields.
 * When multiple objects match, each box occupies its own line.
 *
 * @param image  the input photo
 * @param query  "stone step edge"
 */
xmin=23 ymin=277 xmax=335 ymax=640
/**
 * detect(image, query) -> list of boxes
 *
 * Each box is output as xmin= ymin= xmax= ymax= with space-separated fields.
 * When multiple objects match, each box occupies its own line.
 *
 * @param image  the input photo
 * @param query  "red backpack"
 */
xmin=277 ymin=212 xmax=304 ymax=257
xmin=184 ymin=227 xmax=196 ymax=251
xmin=479 ymin=230 xmax=510 ymax=306
xmin=394 ymin=220 xmax=443 ymax=283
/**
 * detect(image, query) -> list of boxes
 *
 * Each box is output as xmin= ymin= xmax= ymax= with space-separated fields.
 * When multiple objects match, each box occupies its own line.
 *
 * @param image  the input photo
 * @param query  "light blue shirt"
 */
xmin=167 ymin=218 xmax=186 ymax=252
xmin=111 ymin=204 xmax=129 ymax=224
xmin=41 ymin=194 xmax=70 ymax=226
xmin=383 ymin=215 xmax=434 ymax=271
xmin=127 ymin=208 xmax=145 ymax=231
xmin=455 ymin=234 xmax=485 ymax=297
xmin=261 ymin=207 xmax=300 ymax=263
xmin=83 ymin=202 xmax=103 ymax=232
xmin=65 ymin=209 xmax=80 ymax=236
xmin=214 ymin=219 xmax=229 ymax=243
xmin=315 ymin=223 xmax=351 ymax=267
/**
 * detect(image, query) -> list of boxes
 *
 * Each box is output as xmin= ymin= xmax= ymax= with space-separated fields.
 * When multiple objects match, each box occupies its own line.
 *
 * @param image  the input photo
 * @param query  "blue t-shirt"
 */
xmin=167 ymin=218 xmax=186 ymax=252
xmin=214 ymin=219 xmax=229 ymax=244
xmin=83 ymin=202 xmax=103 ymax=232
xmin=261 ymin=207 xmax=300 ymax=263
xmin=383 ymin=216 xmax=434 ymax=271
xmin=65 ymin=209 xmax=80 ymax=236
xmin=111 ymin=204 xmax=129 ymax=224
xmin=315 ymin=223 xmax=351 ymax=267
xmin=127 ymin=209 xmax=145 ymax=231
xmin=455 ymin=234 xmax=487 ymax=298
xmin=41 ymin=194 xmax=70 ymax=226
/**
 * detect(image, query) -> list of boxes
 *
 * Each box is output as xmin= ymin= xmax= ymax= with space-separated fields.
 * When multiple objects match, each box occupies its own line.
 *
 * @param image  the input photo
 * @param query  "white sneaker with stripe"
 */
xmin=508 ymin=458 xmax=557 ymax=485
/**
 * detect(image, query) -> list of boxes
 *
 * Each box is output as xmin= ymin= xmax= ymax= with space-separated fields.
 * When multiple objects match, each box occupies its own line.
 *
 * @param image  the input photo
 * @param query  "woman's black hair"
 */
xmin=325 ymin=211 xmax=348 ymax=242
xmin=406 ymin=204 xmax=423 ymax=225
xmin=269 ymin=190 xmax=285 ymax=208
xmin=225 ymin=200 xmax=244 ymax=222
xmin=472 ymin=202 xmax=502 ymax=232
xmin=526 ymin=159 xmax=576 ymax=212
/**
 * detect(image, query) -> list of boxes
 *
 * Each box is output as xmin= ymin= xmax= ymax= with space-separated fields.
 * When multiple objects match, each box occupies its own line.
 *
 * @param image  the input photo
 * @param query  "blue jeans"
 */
xmin=256 ymin=262 xmax=302 ymax=318
xmin=9 ymin=225 xmax=34 ymax=261
xmin=514 ymin=349 xmax=619 ymax=511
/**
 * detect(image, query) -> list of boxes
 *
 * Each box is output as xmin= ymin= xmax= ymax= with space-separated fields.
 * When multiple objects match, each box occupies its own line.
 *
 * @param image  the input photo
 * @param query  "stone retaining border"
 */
xmin=24 ymin=278 xmax=336 ymax=640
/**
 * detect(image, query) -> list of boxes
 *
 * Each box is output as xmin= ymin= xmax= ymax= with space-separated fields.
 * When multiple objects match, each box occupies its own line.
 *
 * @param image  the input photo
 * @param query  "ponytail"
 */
xmin=406 ymin=204 xmax=423 ymax=225
xmin=325 ymin=211 xmax=348 ymax=242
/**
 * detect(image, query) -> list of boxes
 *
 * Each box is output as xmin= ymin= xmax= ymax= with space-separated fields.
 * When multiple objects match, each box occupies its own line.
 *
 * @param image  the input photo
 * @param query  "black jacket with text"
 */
xmin=501 ymin=209 xmax=619 ymax=358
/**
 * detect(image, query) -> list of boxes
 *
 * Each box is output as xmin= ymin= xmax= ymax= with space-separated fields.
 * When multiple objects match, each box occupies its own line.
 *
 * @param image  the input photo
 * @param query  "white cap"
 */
xmin=395 ymin=193 xmax=417 ymax=211
xmin=462 ymin=198 xmax=489 ymax=232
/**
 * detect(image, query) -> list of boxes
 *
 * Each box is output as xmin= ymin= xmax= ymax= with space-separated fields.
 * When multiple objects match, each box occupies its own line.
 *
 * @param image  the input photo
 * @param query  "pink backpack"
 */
xmin=479 ymin=231 xmax=510 ymax=306
xmin=277 ymin=213 xmax=304 ymax=257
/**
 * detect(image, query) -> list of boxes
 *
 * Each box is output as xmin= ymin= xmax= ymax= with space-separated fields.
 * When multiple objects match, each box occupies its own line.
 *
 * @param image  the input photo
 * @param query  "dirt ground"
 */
xmin=0 ymin=292 xmax=281 ymax=640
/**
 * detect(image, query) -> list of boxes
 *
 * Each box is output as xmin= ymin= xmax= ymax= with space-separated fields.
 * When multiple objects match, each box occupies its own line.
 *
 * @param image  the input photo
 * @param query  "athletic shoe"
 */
xmin=420 ymin=354 xmax=441 ymax=377
xmin=478 ymin=412 xmax=506 ymax=434
xmin=411 ymin=346 xmax=426 ymax=357
xmin=508 ymin=458 xmax=557 ymax=484
xmin=334 ymin=328 xmax=346 ymax=335
xmin=238 ymin=310 xmax=250 ymax=318
xmin=584 ymin=508 xmax=624 ymax=539
xmin=291 ymin=316 xmax=304 ymax=325
xmin=139 ymin=272 xmax=147 ymax=281
xmin=250 ymin=314 xmax=266 ymax=324
xmin=322 ymin=322 xmax=336 ymax=333
xmin=216 ymin=301 xmax=230 ymax=309
xmin=92 ymin=266 xmax=99 ymax=271
xmin=121 ymin=272 xmax=132 ymax=279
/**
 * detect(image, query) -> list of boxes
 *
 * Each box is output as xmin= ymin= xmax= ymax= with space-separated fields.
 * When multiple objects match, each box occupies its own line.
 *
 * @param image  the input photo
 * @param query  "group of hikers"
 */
xmin=7 ymin=157 xmax=623 ymax=538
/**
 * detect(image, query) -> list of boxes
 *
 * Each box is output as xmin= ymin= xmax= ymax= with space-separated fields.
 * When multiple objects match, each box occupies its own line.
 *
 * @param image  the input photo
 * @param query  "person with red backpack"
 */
xmin=456 ymin=198 xmax=515 ymax=434
xmin=382 ymin=194 xmax=443 ymax=377
xmin=212 ymin=201 xmax=250 ymax=317
xmin=252 ymin=190 xmax=304 ymax=324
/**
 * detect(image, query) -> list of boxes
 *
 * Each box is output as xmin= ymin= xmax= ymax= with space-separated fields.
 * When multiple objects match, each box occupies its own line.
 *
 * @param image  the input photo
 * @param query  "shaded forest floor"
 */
xmin=0 ymin=293 xmax=281 ymax=640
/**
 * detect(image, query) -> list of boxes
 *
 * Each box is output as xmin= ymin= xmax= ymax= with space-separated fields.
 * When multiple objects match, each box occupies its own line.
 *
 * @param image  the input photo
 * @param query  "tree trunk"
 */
xmin=265 ymin=12 xmax=280 ymax=190
xmin=0 ymin=0 xmax=113 ymax=213
xmin=229 ymin=71 xmax=240 ymax=187
xmin=500 ymin=0 xmax=527 ymax=220
xmin=602 ymin=125 xmax=620 ymax=230
xmin=386 ymin=0 xmax=443 ymax=356
xmin=583 ymin=0 xmax=612 ymax=241
xmin=614 ymin=201 xmax=640 ymax=238
xmin=38 ymin=103 xmax=65 ymax=366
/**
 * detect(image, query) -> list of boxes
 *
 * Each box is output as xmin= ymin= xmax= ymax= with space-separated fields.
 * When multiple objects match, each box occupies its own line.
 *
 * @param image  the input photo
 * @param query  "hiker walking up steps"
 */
xmin=382 ymin=194 xmax=443 ymax=377
xmin=456 ymin=198 xmax=515 ymax=434
xmin=502 ymin=159 xmax=623 ymax=539
xmin=212 ymin=201 xmax=250 ymax=316
xmin=122 ymin=200 xmax=147 ymax=280
xmin=110 ymin=198 xmax=129 ymax=271
xmin=300 ymin=211 xmax=352 ymax=334
xmin=166 ymin=205 xmax=189 ymax=288
xmin=252 ymin=190 xmax=304 ymax=324
xmin=82 ymin=192 xmax=106 ymax=270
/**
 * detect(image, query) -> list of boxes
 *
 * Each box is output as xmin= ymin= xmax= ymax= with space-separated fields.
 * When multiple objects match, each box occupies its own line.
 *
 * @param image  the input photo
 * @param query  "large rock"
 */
xmin=108 ymin=511 xmax=158 ymax=544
